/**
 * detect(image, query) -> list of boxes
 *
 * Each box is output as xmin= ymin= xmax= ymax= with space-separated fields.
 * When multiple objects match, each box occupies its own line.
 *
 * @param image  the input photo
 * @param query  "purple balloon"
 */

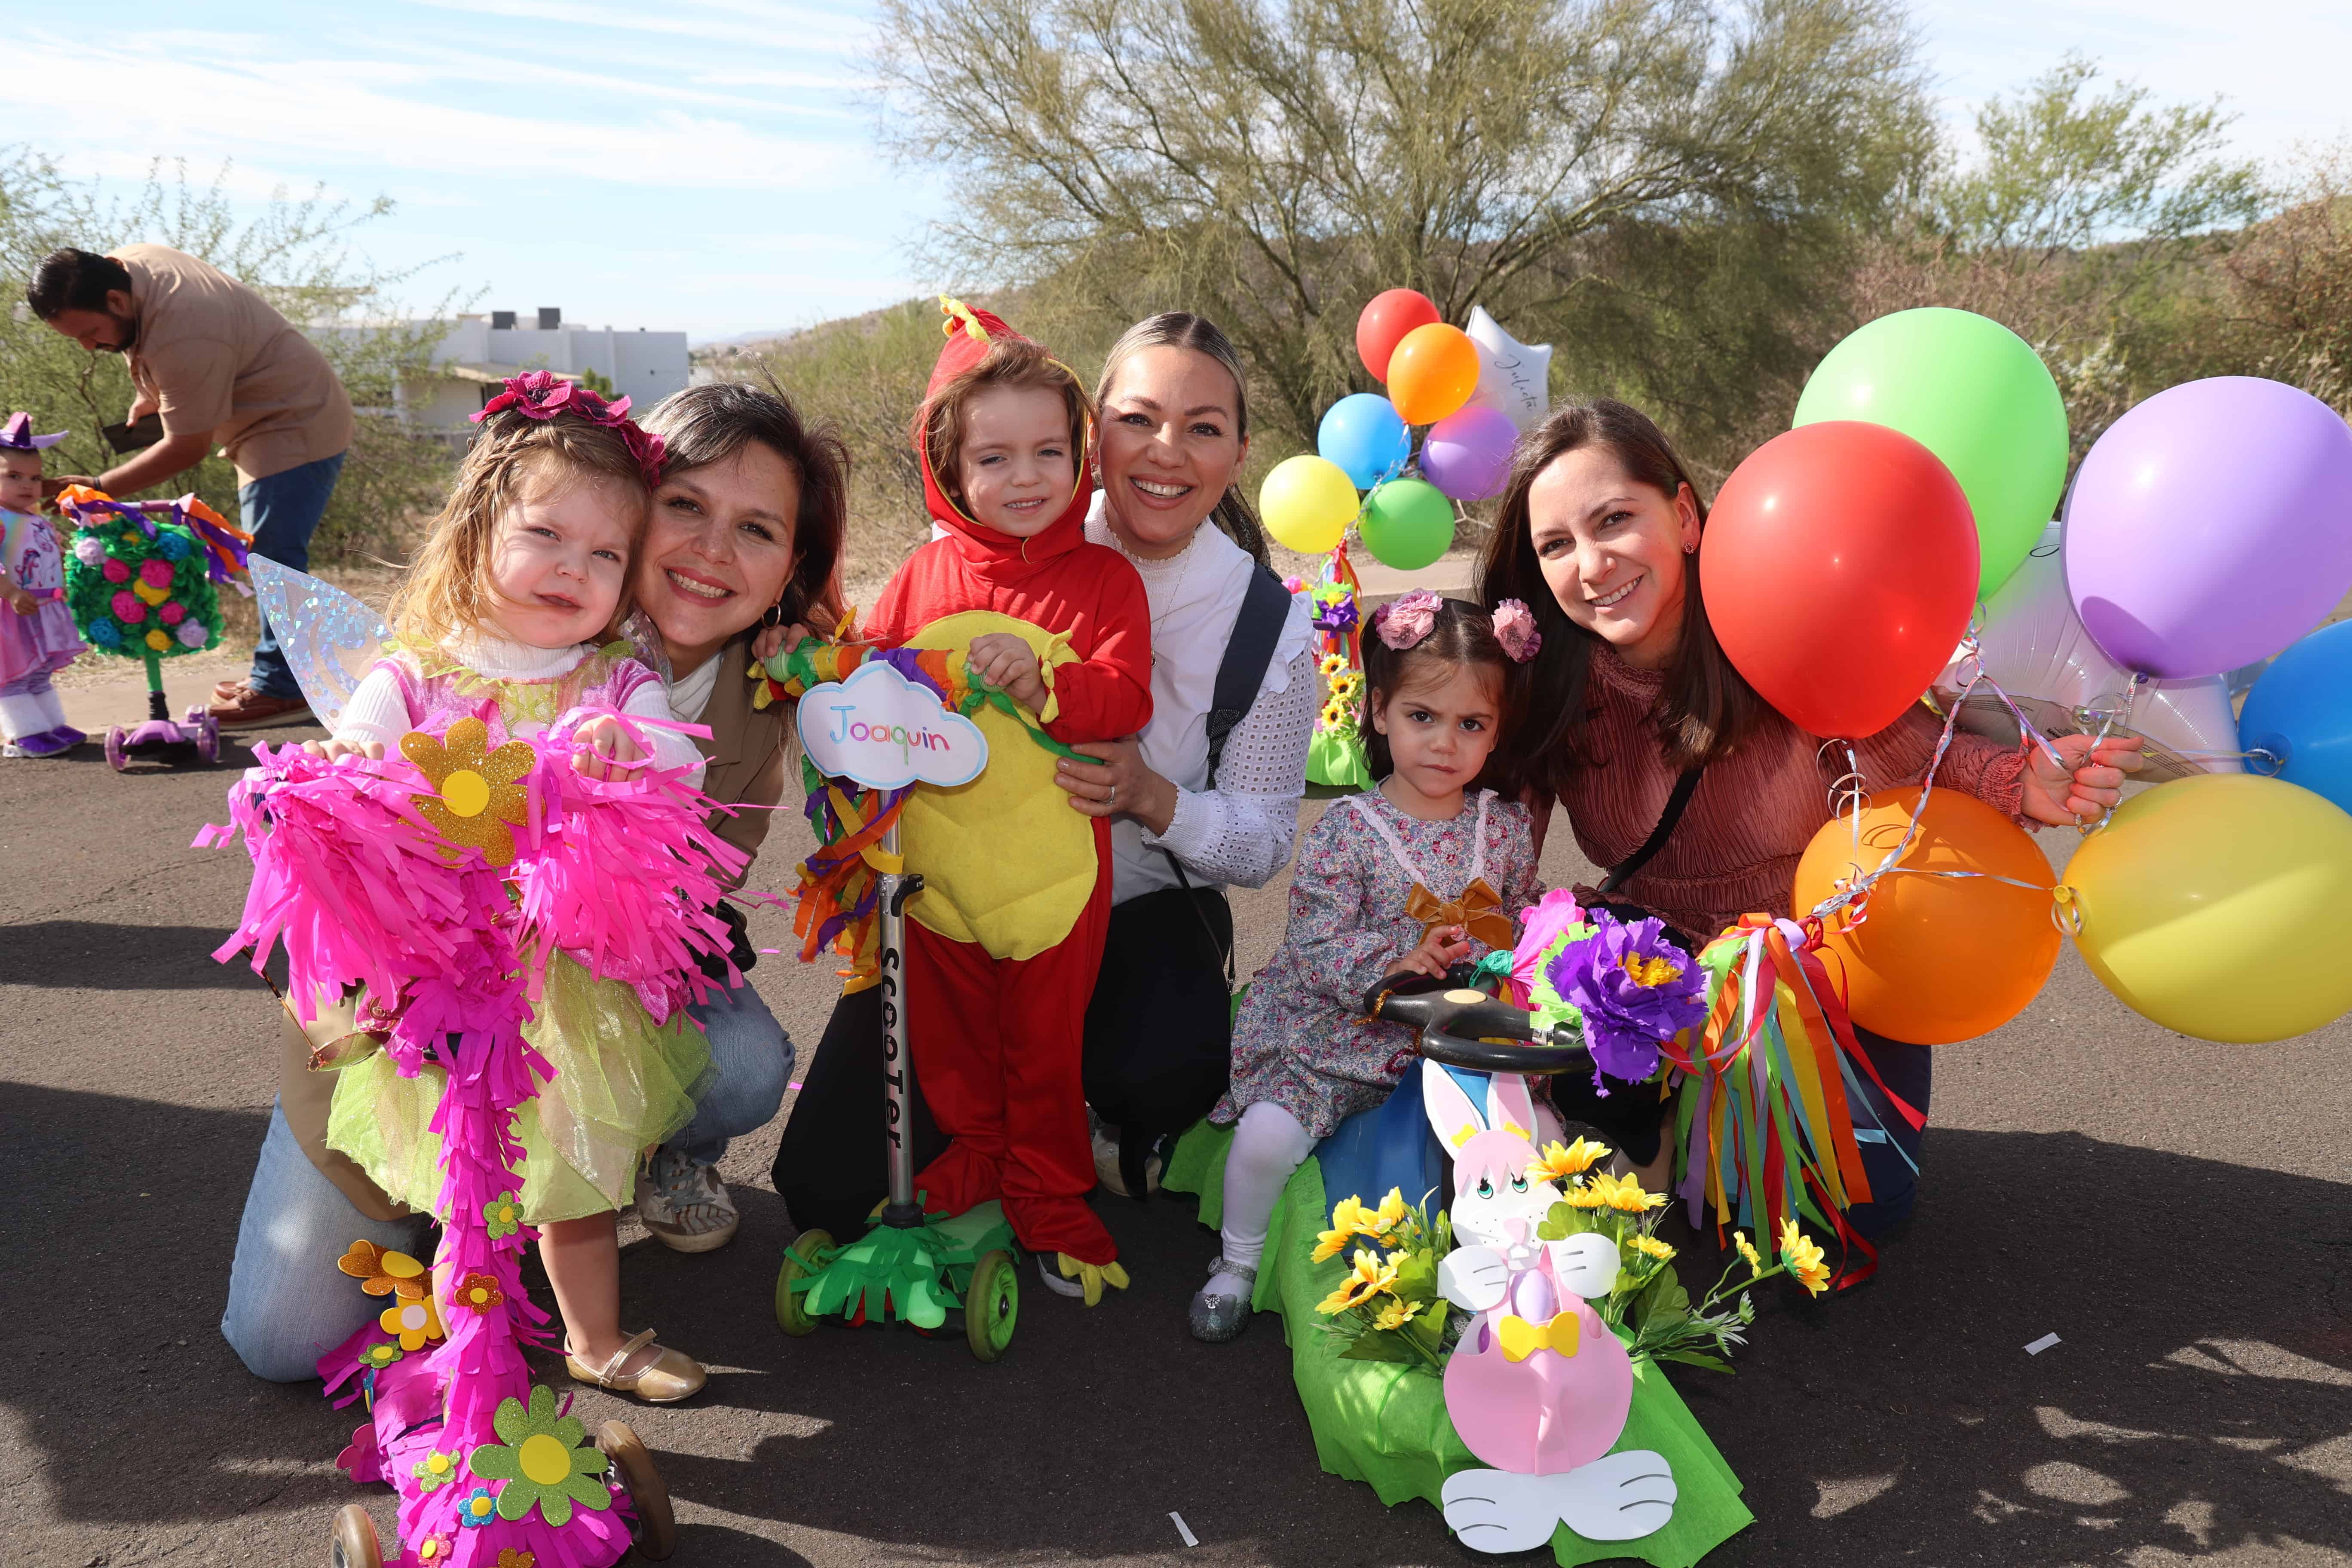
xmin=2066 ymin=377 xmax=2352 ymax=680
xmin=1421 ymin=404 xmax=1519 ymax=502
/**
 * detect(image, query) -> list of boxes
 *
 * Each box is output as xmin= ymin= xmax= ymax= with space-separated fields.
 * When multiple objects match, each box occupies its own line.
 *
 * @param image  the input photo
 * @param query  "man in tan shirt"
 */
xmin=29 ymin=245 xmax=355 ymax=727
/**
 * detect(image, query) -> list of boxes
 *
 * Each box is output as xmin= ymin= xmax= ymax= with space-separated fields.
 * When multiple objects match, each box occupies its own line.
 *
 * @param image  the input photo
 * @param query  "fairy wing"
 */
xmin=248 ymin=555 xmax=394 ymax=730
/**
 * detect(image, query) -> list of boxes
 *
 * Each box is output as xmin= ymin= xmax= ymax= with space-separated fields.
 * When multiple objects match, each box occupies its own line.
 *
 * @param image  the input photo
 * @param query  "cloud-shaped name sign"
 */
xmin=797 ymin=659 xmax=989 ymax=791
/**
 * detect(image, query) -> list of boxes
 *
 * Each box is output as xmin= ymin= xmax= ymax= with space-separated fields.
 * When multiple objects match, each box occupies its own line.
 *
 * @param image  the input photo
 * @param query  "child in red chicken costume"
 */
xmin=864 ymin=298 xmax=1152 ymax=1302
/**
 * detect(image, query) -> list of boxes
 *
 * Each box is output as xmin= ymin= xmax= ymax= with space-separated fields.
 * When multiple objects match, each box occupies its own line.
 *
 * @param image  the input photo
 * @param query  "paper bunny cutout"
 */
xmin=1424 ymin=1067 xmax=1677 ymax=1550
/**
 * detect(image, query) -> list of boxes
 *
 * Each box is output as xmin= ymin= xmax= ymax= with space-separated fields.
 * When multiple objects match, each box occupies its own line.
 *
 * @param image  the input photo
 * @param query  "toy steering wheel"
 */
xmin=1360 ymin=970 xmax=1593 ymax=1077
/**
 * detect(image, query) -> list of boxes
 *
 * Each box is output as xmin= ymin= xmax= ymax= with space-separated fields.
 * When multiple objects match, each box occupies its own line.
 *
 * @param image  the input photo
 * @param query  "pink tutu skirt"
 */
xmin=0 ymin=598 xmax=84 ymax=687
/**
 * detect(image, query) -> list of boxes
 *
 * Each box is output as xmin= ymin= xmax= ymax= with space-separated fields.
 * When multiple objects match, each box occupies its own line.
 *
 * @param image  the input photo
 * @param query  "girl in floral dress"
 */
xmin=1190 ymin=591 xmax=1544 ymax=1341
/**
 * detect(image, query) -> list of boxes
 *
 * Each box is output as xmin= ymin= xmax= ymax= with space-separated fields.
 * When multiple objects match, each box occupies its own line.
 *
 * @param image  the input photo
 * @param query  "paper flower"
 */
xmin=1527 ymin=1135 xmax=1611 ymax=1183
xmin=1779 ymin=1219 xmax=1831 ymax=1296
xmin=133 ymin=578 xmax=171 ymax=606
xmin=413 ymin=1534 xmax=454 ymax=1565
xmin=482 ymin=1191 xmax=524 ymax=1239
xmin=467 ymin=1384 xmax=614 ymax=1525
xmin=112 ymin=590 xmax=146 ymax=623
xmin=380 ymin=1294 xmax=445 ymax=1351
xmin=1543 ymin=909 xmax=1709 ymax=1084
xmin=1312 ymin=592 xmax=1358 ymax=634
xmin=403 ymin=717 xmax=534 ymax=868
xmin=453 ymin=1271 xmax=505 ymax=1315
xmin=155 ymin=530 xmax=190 ymax=560
xmin=358 ymin=1341 xmax=404 ymax=1371
xmin=74 ymin=536 xmax=107 ymax=567
xmin=145 ymin=628 xmax=171 ymax=651
xmin=1316 ymin=1248 xmax=1399 ymax=1315
xmin=1492 ymin=598 xmax=1542 ymax=663
xmin=472 ymin=370 xmax=664 ymax=487
xmin=138 ymin=557 xmax=174 ymax=587
xmin=496 ymin=1551 xmax=538 ymax=1568
xmin=413 ymin=1449 xmax=460 ymax=1492
xmin=1372 ymin=588 xmax=1441 ymax=650
xmin=338 ymin=1239 xmax=431 ymax=1298
xmin=88 ymin=621 xmax=121 ymax=647
xmin=158 ymin=600 xmax=185 ymax=625
xmin=175 ymin=621 xmax=206 ymax=648
xmin=101 ymin=556 xmax=130 ymax=583
xmin=456 ymin=1486 xmax=499 ymax=1528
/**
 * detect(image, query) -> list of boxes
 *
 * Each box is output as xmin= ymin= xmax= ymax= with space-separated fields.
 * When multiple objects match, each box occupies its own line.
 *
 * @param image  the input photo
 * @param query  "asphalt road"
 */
xmin=5 ymin=718 xmax=2349 ymax=1568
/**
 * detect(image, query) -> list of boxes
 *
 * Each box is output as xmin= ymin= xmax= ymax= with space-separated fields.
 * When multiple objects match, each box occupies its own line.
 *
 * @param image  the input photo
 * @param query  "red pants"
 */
xmin=906 ymin=864 xmax=1115 ymax=1264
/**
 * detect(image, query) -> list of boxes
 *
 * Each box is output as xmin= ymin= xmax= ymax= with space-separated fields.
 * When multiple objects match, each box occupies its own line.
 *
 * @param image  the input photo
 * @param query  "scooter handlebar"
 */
xmin=1360 ymin=969 xmax=1593 ymax=1077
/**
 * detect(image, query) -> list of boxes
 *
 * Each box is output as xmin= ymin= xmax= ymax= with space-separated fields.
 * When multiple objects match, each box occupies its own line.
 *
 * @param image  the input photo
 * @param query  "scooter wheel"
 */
xmin=599 ymin=1419 xmax=677 ymax=1561
xmin=193 ymin=712 xmax=220 ymax=765
xmin=775 ymin=1228 xmax=832 ymax=1337
xmin=104 ymin=726 xmax=129 ymax=771
xmin=329 ymin=1503 xmax=382 ymax=1568
xmin=965 ymin=1248 xmax=1018 ymax=1363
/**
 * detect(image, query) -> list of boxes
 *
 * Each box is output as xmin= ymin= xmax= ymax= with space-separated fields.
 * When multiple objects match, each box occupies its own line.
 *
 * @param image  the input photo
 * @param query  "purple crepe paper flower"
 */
xmin=1544 ymin=909 xmax=1708 ymax=1085
xmin=74 ymin=535 xmax=107 ymax=567
xmin=1313 ymin=592 xmax=1358 ymax=634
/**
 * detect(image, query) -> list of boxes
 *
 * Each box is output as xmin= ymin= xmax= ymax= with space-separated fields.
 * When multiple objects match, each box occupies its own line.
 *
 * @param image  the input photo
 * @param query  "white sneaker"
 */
xmin=1091 ymin=1125 xmax=1163 ymax=1197
xmin=637 ymin=1151 xmax=740 ymax=1254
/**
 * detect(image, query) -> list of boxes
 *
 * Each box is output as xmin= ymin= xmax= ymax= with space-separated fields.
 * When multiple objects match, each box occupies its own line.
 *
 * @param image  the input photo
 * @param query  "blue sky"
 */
xmin=4 ymin=1 xmax=2347 ymax=342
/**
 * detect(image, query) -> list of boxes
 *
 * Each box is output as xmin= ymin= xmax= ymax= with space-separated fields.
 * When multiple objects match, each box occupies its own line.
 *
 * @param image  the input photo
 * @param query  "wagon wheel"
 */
xmin=775 ymin=1228 xmax=833 ymax=1336
xmin=965 ymin=1248 xmax=1018 ymax=1363
xmin=599 ymin=1419 xmax=677 ymax=1561
xmin=328 ymin=1503 xmax=381 ymax=1568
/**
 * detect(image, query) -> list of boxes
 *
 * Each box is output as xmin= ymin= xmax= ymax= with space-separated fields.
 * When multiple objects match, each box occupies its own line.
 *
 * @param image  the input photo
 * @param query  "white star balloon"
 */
xmin=1466 ymin=306 xmax=1553 ymax=430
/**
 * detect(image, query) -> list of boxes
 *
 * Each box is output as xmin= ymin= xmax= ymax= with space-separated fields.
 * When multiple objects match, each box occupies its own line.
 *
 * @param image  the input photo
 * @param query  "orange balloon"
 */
xmin=1387 ymin=323 xmax=1481 ymax=425
xmin=1792 ymin=786 xmax=2059 ymax=1045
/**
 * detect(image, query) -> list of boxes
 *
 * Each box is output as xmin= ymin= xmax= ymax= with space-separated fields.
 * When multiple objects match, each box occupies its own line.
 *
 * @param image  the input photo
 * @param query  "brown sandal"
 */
xmin=564 ymin=1329 xmax=706 ymax=1404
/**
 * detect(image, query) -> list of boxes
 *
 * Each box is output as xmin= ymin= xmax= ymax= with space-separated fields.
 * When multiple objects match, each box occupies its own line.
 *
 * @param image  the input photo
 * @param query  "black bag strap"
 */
xmin=1202 ymin=565 xmax=1294 ymax=780
xmin=1594 ymin=766 xmax=1704 ymax=897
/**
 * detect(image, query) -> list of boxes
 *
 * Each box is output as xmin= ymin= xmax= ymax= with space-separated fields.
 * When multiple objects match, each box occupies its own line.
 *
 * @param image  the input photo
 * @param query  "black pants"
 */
xmin=769 ymin=985 xmax=948 ymax=1241
xmin=1082 ymin=885 xmax=1235 ymax=1187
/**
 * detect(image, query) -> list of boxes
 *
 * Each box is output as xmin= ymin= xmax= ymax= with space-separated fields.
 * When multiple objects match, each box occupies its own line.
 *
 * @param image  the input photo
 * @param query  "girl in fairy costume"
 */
xmin=315 ymin=374 xmax=714 ymax=1403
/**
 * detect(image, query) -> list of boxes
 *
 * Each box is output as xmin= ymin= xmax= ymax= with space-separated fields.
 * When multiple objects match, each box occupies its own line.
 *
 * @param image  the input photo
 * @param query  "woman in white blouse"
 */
xmin=1052 ymin=313 xmax=1318 ymax=1201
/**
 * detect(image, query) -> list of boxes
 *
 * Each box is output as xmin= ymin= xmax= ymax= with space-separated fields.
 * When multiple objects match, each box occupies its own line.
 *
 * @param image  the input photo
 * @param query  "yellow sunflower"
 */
xmin=1372 ymin=1298 xmax=1423 ymax=1332
xmin=1779 ymin=1219 xmax=1831 ymax=1296
xmin=1528 ymin=1136 xmax=1612 ymax=1183
xmin=1595 ymin=1171 xmax=1667 ymax=1213
xmin=1734 ymin=1232 xmax=1763 ymax=1274
xmin=1316 ymin=1248 xmax=1399 ymax=1315
xmin=1627 ymin=1233 xmax=1676 ymax=1260
xmin=1562 ymin=1180 xmax=1608 ymax=1209
xmin=402 ymin=717 xmax=535 ymax=867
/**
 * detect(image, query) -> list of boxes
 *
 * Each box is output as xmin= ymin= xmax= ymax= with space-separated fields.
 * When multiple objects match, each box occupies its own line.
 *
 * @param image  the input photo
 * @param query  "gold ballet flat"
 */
xmin=564 ymin=1329 xmax=706 ymax=1404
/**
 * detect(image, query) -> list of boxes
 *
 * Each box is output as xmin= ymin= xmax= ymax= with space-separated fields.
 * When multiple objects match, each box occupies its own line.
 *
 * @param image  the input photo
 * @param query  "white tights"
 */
xmin=1209 ymin=1101 xmax=1316 ymax=1292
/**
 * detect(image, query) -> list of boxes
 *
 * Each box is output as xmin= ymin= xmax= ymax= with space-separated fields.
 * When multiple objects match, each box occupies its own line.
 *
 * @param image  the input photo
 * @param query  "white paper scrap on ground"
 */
xmin=1170 ymin=1512 xmax=1198 ymax=1547
xmin=2024 ymin=1332 xmax=2062 ymax=1355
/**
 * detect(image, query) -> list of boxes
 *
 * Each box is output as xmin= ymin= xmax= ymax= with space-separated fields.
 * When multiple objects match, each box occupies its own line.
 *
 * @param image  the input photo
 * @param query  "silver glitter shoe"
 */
xmin=1188 ymin=1257 xmax=1258 ymax=1343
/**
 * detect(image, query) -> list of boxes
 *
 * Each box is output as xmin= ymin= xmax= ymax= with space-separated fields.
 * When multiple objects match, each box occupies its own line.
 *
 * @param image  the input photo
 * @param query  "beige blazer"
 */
xmin=276 ymin=633 xmax=793 ymax=1213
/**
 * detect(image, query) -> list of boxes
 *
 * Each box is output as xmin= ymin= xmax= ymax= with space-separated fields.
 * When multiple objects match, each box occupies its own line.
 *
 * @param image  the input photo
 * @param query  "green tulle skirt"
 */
xmin=326 ymin=956 xmax=711 ymax=1225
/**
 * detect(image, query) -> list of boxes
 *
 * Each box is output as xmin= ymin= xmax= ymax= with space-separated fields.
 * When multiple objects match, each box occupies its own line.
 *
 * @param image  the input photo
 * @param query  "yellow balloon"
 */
xmin=1259 ymin=454 xmax=1358 ymax=554
xmin=2066 ymin=773 xmax=2352 ymax=1043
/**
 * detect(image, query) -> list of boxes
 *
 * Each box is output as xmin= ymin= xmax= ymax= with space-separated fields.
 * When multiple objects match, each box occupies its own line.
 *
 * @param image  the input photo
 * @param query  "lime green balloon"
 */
xmin=1794 ymin=308 xmax=2067 ymax=598
xmin=1261 ymin=454 xmax=1359 ymax=555
xmin=1361 ymin=478 xmax=1456 ymax=571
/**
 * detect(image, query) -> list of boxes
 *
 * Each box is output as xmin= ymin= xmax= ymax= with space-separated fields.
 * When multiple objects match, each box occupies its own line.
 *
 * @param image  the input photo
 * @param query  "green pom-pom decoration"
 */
xmin=64 ymin=515 xmax=227 ymax=662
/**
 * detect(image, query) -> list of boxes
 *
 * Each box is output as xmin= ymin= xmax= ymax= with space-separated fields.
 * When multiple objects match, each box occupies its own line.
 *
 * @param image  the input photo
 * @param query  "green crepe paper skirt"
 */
xmin=327 ymin=955 xmax=711 ymax=1225
xmin=1167 ymin=1122 xmax=1752 ymax=1567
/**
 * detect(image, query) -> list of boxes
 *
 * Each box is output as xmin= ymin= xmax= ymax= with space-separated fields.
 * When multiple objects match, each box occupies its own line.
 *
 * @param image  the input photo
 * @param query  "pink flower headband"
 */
xmin=471 ymin=370 xmax=666 ymax=489
xmin=1370 ymin=589 xmax=1542 ymax=664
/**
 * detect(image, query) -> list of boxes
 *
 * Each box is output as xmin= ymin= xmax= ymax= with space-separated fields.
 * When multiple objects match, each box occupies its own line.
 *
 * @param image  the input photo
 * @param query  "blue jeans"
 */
xmin=220 ymin=1100 xmax=429 ymax=1383
xmin=240 ymin=451 xmax=347 ymax=698
xmin=669 ymin=976 xmax=795 ymax=1167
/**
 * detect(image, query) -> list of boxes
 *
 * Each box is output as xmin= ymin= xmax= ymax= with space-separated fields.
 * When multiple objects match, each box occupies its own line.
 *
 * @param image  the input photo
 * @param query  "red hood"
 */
xmin=916 ymin=297 xmax=1096 ymax=584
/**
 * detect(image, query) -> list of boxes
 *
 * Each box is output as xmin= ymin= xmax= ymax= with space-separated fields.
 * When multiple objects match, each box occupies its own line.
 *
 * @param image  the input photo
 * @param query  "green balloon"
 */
xmin=1361 ymin=478 xmax=1456 ymax=572
xmin=1794 ymin=307 xmax=2067 ymax=599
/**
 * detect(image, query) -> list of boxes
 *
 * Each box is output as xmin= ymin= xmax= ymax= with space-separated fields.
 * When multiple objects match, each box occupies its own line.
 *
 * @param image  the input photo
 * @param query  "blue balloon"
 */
xmin=2239 ymin=620 xmax=2352 ymax=814
xmin=1317 ymin=394 xmax=1412 ymax=490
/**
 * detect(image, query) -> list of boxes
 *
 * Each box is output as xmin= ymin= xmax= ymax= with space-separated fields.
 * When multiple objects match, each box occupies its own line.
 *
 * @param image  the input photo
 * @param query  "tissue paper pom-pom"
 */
xmin=102 ymin=557 xmax=131 ymax=583
xmin=74 ymin=536 xmax=107 ymax=567
xmin=146 ymin=628 xmax=172 ymax=652
xmin=139 ymin=558 xmax=175 ymax=587
xmin=159 ymin=601 xmax=186 ymax=625
xmin=177 ymin=620 xmax=208 ymax=648
xmin=155 ymin=531 xmax=191 ymax=560
xmin=112 ymin=590 xmax=147 ymax=623
xmin=89 ymin=621 xmax=122 ymax=647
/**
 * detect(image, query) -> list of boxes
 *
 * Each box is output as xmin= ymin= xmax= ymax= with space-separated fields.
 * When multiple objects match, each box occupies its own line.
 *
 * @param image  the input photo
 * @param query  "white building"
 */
xmin=360 ymin=309 xmax=692 ymax=432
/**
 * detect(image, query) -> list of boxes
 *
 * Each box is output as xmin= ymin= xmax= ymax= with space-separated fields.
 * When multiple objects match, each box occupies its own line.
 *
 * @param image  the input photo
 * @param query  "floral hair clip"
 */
xmin=1371 ymin=587 xmax=1443 ymax=651
xmin=1492 ymin=598 xmax=1542 ymax=663
xmin=471 ymin=370 xmax=666 ymax=488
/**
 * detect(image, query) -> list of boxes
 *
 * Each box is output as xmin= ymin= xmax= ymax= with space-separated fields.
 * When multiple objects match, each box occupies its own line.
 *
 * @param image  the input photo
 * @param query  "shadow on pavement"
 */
xmin=0 ymin=920 xmax=272 ymax=989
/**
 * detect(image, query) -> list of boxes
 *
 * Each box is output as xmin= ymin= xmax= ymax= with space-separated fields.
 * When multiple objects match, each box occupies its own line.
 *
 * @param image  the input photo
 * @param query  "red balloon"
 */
xmin=1701 ymin=421 xmax=1978 ymax=738
xmin=1356 ymin=289 xmax=1442 ymax=381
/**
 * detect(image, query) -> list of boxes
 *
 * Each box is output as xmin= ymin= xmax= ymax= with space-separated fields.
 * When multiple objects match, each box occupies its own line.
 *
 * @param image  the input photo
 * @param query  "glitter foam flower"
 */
xmin=1544 ymin=908 xmax=1709 ymax=1083
xmin=466 ymin=1384 xmax=613 ymax=1525
xmin=482 ymin=1191 xmax=524 ymax=1240
xmin=403 ymin=717 xmax=534 ymax=868
xmin=1316 ymin=1248 xmax=1400 ymax=1315
xmin=453 ymin=1271 xmax=506 ymax=1316
xmin=457 ymin=1485 xmax=498 ymax=1528
xmin=413 ymin=1449 xmax=460 ymax=1493
xmin=337 ymin=1239 xmax=430 ymax=1298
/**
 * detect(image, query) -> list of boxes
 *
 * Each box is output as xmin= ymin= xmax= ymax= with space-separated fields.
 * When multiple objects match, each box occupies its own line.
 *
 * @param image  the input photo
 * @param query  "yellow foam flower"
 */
xmin=1372 ymin=1298 xmax=1423 ymax=1332
xmin=1317 ymin=1248 xmax=1399 ymax=1315
xmin=379 ymin=1293 xmax=445 ymax=1351
xmin=1528 ymin=1136 xmax=1611 ymax=1183
xmin=403 ymin=717 xmax=534 ymax=868
xmin=1627 ymin=1233 xmax=1676 ymax=1260
xmin=1779 ymin=1219 xmax=1831 ymax=1296
xmin=1735 ymin=1233 xmax=1763 ymax=1274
